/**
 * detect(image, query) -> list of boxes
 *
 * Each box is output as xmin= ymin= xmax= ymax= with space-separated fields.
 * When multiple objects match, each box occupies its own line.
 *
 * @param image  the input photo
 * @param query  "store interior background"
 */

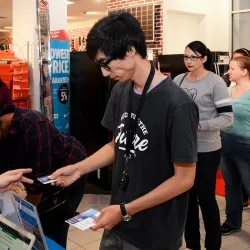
xmin=0 ymin=0 xmax=249 ymax=210
xmin=1 ymin=0 xmax=250 ymax=249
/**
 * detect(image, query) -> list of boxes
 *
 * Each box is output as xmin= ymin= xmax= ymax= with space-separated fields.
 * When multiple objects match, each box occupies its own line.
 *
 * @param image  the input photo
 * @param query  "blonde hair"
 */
xmin=231 ymin=56 xmax=250 ymax=76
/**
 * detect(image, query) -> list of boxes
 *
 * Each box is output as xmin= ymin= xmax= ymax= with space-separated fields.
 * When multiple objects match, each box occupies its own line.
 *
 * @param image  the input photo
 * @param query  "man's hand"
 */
xmin=49 ymin=164 xmax=82 ymax=187
xmin=92 ymin=205 xmax=122 ymax=231
xmin=0 ymin=169 xmax=34 ymax=192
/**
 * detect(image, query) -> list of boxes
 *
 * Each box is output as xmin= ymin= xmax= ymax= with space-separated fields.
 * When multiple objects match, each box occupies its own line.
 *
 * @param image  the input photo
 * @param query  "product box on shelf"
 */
xmin=12 ymin=88 xmax=30 ymax=98
xmin=0 ymin=50 xmax=15 ymax=60
xmin=11 ymin=61 xmax=28 ymax=72
xmin=13 ymin=79 xmax=29 ymax=89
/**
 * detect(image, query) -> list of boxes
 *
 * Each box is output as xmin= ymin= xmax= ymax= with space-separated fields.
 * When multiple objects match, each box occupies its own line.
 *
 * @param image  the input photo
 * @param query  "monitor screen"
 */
xmin=0 ymin=220 xmax=31 ymax=250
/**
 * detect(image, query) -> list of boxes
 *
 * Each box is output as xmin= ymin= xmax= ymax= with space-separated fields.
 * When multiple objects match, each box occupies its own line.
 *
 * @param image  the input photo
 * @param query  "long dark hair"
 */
xmin=186 ymin=41 xmax=213 ymax=71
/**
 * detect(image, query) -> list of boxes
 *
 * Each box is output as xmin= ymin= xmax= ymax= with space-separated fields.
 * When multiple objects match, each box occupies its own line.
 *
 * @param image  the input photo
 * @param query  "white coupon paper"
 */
xmin=65 ymin=209 xmax=100 ymax=231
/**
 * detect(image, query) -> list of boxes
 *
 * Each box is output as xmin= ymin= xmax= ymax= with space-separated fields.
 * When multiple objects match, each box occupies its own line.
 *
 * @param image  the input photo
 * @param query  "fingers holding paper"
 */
xmin=92 ymin=205 xmax=122 ymax=231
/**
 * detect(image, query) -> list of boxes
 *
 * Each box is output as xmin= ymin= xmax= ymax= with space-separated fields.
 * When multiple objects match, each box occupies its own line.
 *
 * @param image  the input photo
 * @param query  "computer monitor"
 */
xmin=0 ymin=216 xmax=35 ymax=250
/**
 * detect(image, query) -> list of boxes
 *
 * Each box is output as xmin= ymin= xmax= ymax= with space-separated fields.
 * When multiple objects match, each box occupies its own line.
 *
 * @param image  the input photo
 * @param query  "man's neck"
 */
xmin=132 ymin=59 xmax=165 ymax=92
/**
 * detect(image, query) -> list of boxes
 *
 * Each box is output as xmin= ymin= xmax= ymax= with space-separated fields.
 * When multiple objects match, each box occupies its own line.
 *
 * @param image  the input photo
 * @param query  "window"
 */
xmin=109 ymin=4 xmax=155 ymax=42
xmin=233 ymin=0 xmax=250 ymax=11
xmin=232 ymin=13 xmax=250 ymax=51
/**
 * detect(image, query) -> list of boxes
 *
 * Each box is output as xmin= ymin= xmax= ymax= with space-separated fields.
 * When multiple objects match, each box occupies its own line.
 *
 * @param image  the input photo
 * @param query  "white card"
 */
xmin=37 ymin=175 xmax=59 ymax=184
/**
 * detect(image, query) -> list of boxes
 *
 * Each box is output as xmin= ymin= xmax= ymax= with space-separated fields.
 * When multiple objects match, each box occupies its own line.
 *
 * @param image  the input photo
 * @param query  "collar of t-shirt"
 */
xmin=134 ymin=76 xmax=168 ymax=95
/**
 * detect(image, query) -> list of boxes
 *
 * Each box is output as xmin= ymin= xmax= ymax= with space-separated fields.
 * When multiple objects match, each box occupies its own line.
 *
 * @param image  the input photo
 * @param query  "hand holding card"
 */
xmin=37 ymin=175 xmax=59 ymax=184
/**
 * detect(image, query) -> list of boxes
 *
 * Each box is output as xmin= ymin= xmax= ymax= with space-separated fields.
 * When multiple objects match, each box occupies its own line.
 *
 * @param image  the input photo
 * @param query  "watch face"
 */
xmin=123 ymin=214 xmax=132 ymax=222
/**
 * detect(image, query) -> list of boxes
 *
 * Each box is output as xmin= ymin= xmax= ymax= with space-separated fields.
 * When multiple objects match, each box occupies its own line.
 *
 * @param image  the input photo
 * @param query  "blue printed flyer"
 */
xmin=66 ymin=209 xmax=100 ymax=231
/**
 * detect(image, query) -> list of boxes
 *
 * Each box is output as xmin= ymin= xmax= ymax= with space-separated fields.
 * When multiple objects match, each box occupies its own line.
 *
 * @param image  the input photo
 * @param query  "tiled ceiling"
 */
xmin=0 ymin=0 xmax=107 ymax=31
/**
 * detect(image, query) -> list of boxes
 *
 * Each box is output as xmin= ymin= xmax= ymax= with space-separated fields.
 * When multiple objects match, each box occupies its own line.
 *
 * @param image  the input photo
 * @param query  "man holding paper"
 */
xmin=50 ymin=12 xmax=198 ymax=250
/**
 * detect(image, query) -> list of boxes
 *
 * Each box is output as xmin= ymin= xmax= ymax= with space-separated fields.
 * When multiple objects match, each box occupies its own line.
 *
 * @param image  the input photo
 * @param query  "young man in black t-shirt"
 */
xmin=50 ymin=12 xmax=198 ymax=250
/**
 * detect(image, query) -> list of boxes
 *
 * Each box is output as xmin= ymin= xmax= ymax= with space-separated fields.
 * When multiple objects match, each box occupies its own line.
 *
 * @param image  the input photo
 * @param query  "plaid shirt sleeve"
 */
xmin=24 ymin=120 xmax=52 ymax=194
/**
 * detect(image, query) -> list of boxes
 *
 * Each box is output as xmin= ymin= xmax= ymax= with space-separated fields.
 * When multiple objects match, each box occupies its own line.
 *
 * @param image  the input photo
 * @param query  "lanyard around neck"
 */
xmin=125 ymin=63 xmax=155 ymax=159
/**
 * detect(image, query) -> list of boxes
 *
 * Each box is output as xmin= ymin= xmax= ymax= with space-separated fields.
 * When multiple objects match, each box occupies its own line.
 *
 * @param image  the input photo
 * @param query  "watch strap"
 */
xmin=120 ymin=203 xmax=127 ymax=217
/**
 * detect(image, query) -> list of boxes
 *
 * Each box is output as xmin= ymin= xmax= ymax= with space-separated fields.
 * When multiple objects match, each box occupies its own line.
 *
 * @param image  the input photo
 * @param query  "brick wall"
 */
xmin=67 ymin=28 xmax=91 ymax=39
xmin=107 ymin=0 xmax=163 ymax=54
xmin=0 ymin=33 xmax=12 ymax=46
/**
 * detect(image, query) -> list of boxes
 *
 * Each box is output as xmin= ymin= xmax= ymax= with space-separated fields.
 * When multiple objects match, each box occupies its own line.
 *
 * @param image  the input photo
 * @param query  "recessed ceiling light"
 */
xmin=67 ymin=1 xmax=74 ymax=5
xmin=83 ymin=11 xmax=106 ymax=15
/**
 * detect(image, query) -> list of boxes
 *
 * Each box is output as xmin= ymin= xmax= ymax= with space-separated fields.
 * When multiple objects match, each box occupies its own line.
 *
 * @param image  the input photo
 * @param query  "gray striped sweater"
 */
xmin=174 ymin=71 xmax=233 ymax=152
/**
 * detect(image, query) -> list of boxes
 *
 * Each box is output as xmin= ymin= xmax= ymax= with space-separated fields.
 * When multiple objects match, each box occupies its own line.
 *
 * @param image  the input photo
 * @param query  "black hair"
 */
xmin=0 ymin=78 xmax=7 ymax=88
xmin=0 ymin=79 xmax=14 ymax=117
xmin=86 ymin=12 xmax=147 ymax=60
xmin=186 ymin=41 xmax=213 ymax=71
xmin=233 ymin=48 xmax=250 ymax=57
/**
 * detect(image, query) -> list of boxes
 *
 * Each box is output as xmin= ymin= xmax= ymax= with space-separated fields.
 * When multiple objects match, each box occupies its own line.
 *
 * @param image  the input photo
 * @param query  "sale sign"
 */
xmin=50 ymin=30 xmax=70 ymax=133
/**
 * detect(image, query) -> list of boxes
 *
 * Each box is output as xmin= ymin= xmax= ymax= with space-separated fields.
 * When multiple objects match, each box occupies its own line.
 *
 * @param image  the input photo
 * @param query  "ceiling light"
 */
xmin=0 ymin=29 xmax=12 ymax=33
xmin=83 ymin=11 xmax=106 ymax=15
xmin=67 ymin=1 xmax=74 ymax=5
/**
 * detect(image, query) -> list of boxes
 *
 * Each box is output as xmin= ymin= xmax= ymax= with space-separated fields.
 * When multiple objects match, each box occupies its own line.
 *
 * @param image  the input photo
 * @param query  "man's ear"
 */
xmin=126 ymin=47 xmax=136 ymax=58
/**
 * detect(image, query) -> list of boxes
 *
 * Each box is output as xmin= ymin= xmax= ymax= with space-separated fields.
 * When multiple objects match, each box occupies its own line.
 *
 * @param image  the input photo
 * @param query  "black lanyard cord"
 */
xmin=125 ymin=63 xmax=155 ymax=159
xmin=119 ymin=63 xmax=155 ymax=191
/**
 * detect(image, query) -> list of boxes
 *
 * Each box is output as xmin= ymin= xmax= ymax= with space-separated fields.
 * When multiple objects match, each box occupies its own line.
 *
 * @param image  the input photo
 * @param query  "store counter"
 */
xmin=45 ymin=236 xmax=65 ymax=250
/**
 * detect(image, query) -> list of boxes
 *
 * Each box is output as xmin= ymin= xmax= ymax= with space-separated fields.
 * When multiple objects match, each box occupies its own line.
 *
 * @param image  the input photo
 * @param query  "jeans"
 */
xmin=100 ymin=230 xmax=141 ymax=250
xmin=220 ymin=151 xmax=250 ymax=229
xmin=185 ymin=150 xmax=221 ymax=250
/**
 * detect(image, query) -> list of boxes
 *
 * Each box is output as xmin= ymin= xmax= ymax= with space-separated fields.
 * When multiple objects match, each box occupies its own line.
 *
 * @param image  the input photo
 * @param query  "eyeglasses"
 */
xmin=182 ymin=55 xmax=203 ymax=61
xmin=94 ymin=57 xmax=114 ymax=71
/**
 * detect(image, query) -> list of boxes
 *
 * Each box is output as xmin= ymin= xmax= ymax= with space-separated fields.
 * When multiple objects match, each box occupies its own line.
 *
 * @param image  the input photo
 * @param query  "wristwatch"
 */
xmin=120 ymin=203 xmax=132 ymax=222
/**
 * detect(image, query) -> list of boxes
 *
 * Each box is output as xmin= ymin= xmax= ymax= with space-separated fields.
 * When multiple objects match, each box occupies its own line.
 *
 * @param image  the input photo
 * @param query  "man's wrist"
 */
xmin=125 ymin=202 xmax=137 ymax=216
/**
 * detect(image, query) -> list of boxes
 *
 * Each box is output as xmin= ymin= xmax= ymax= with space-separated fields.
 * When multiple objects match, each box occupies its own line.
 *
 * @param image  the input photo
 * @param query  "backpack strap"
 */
xmin=179 ymin=72 xmax=189 ymax=86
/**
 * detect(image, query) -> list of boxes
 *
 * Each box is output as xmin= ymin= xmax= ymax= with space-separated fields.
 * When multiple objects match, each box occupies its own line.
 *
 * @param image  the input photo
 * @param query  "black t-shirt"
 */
xmin=102 ymin=77 xmax=198 ymax=250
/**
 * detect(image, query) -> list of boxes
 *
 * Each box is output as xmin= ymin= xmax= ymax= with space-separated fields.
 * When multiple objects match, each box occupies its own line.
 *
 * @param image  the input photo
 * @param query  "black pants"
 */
xmin=185 ymin=150 xmax=221 ymax=250
xmin=242 ymin=186 xmax=249 ymax=204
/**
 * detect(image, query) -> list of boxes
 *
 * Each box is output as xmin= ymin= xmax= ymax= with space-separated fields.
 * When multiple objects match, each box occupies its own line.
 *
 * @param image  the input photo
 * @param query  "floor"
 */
xmin=67 ymin=194 xmax=250 ymax=250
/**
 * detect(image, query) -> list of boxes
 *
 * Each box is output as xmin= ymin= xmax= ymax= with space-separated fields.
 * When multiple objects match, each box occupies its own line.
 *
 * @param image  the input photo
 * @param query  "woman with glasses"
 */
xmin=174 ymin=41 xmax=233 ymax=250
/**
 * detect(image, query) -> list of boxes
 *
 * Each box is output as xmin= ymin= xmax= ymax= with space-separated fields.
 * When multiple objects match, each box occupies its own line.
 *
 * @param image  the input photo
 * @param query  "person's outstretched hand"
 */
xmin=49 ymin=164 xmax=82 ymax=187
xmin=0 ymin=169 xmax=34 ymax=192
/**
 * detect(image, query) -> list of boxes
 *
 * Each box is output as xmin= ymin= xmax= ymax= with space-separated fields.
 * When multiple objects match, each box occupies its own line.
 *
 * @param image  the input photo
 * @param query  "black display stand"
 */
xmin=70 ymin=52 xmax=114 ymax=191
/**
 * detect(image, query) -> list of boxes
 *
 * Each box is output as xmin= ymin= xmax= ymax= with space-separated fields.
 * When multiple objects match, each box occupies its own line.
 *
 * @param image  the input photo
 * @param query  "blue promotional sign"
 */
xmin=50 ymin=30 xmax=70 ymax=133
